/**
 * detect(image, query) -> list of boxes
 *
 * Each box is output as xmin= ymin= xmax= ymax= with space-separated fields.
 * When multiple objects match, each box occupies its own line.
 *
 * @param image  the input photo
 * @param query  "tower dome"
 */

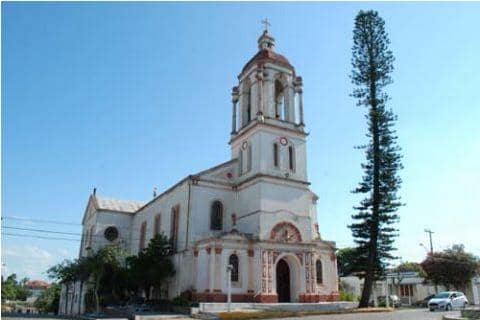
xmin=240 ymin=30 xmax=294 ymax=75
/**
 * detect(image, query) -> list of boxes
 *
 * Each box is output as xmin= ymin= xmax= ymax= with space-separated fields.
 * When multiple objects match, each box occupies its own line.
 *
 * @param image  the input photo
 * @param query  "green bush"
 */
xmin=339 ymin=290 xmax=357 ymax=302
xmin=171 ymin=296 xmax=190 ymax=307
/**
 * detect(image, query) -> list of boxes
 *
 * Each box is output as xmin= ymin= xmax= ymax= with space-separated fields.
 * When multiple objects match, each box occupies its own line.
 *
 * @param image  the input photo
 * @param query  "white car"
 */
xmin=427 ymin=291 xmax=469 ymax=311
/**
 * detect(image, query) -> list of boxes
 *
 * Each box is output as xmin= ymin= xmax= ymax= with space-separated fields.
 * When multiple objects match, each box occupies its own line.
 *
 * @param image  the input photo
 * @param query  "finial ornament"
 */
xmin=261 ymin=18 xmax=271 ymax=33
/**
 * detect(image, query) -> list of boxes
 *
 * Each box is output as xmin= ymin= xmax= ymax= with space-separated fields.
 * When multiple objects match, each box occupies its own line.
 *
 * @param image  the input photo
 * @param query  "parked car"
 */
xmin=414 ymin=294 xmax=435 ymax=308
xmin=427 ymin=291 xmax=468 ymax=311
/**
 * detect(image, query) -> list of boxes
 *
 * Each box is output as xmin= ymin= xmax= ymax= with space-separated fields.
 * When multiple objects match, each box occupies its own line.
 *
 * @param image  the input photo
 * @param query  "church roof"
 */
xmin=241 ymin=49 xmax=293 ymax=74
xmin=240 ymin=30 xmax=294 ymax=75
xmin=94 ymin=196 xmax=145 ymax=213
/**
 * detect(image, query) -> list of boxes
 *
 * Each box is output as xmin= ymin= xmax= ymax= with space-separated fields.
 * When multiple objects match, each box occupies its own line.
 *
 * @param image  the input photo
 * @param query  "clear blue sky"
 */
xmin=2 ymin=2 xmax=479 ymax=280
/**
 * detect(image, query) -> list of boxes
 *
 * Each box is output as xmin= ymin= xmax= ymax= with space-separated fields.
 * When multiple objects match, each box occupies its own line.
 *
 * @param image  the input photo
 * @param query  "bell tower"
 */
xmin=230 ymin=28 xmax=308 ymax=184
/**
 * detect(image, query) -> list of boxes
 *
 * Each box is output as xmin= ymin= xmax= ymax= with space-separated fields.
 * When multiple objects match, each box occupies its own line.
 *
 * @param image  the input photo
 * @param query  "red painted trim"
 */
xmin=254 ymin=294 xmax=278 ymax=303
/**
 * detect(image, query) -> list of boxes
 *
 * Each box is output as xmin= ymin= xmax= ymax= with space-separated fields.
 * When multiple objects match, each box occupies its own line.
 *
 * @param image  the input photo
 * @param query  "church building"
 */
xmin=60 ymin=29 xmax=339 ymax=315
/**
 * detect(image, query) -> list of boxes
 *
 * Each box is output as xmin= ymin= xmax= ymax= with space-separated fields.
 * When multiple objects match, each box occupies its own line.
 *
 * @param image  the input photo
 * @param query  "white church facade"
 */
xmin=60 ymin=29 xmax=339 ymax=315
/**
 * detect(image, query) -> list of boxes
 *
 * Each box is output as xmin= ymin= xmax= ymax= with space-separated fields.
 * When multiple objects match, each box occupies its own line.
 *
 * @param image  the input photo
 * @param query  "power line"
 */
xmin=2 ymin=232 xmax=81 ymax=242
xmin=1 ymin=225 xmax=163 ymax=243
xmin=2 ymin=226 xmax=80 ymax=236
xmin=2 ymin=216 xmax=80 ymax=226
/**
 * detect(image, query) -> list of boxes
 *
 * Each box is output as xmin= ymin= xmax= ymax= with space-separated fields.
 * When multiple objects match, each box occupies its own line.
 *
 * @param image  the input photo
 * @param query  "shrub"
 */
xmin=339 ymin=290 xmax=357 ymax=301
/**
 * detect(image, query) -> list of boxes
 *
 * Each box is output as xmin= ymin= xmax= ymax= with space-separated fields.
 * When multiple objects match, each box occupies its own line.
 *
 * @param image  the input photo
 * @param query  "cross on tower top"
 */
xmin=261 ymin=18 xmax=271 ymax=32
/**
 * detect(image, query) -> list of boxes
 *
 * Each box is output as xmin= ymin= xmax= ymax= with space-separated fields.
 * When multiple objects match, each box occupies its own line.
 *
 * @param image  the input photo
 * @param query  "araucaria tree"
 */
xmin=349 ymin=10 xmax=403 ymax=308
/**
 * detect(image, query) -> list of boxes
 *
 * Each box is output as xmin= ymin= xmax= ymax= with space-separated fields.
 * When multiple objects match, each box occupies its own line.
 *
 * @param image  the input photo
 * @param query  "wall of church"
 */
xmin=315 ymin=249 xmax=340 ymax=299
xmin=189 ymin=184 xmax=235 ymax=241
xmin=80 ymin=209 xmax=133 ymax=256
xmin=231 ymin=127 xmax=308 ymax=183
xmin=95 ymin=211 xmax=133 ymax=253
xmin=131 ymin=181 xmax=189 ymax=254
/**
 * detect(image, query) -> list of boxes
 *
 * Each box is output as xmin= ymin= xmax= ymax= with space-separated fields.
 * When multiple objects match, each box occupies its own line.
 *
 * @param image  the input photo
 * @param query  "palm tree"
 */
xmin=84 ymin=245 xmax=122 ymax=314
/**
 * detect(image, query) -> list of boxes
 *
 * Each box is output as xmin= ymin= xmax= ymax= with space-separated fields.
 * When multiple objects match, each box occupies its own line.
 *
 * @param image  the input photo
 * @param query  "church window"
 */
xmin=273 ymin=143 xmax=279 ymax=167
xmin=316 ymin=259 xmax=323 ymax=284
xmin=238 ymin=149 xmax=243 ymax=175
xmin=139 ymin=221 xmax=147 ymax=251
xmin=84 ymin=229 xmax=90 ymax=249
xmin=247 ymin=91 xmax=252 ymax=123
xmin=229 ymin=254 xmax=239 ymax=282
xmin=154 ymin=214 xmax=161 ymax=236
xmin=170 ymin=205 xmax=180 ymax=251
xmin=288 ymin=145 xmax=295 ymax=171
xmin=275 ymin=80 xmax=285 ymax=120
xmin=88 ymin=225 xmax=95 ymax=247
xmin=247 ymin=145 xmax=252 ymax=172
xmin=210 ymin=201 xmax=223 ymax=231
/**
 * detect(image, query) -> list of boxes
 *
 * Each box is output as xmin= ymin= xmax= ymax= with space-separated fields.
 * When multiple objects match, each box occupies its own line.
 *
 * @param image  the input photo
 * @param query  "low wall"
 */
xmin=462 ymin=309 xmax=480 ymax=319
xmin=198 ymin=302 xmax=358 ymax=314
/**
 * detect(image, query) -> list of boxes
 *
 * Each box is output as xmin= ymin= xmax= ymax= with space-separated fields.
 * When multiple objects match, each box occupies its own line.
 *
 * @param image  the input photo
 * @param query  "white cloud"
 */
xmin=1 ymin=244 xmax=65 ymax=281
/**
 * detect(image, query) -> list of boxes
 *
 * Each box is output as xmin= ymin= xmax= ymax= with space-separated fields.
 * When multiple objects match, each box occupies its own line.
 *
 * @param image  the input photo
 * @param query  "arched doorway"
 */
xmin=276 ymin=259 xmax=291 ymax=302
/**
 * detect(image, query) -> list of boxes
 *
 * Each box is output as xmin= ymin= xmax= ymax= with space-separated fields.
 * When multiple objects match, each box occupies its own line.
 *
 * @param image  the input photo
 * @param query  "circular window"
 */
xmin=279 ymin=137 xmax=288 ymax=146
xmin=241 ymin=141 xmax=248 ymax=150
xmin=104 ymin=226 xmax=119 ymax=241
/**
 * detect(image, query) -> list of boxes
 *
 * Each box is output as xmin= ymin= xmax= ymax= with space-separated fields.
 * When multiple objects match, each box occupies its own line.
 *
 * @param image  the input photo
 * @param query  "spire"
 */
xmin=258 ymin=19 xmax=275 ymax=51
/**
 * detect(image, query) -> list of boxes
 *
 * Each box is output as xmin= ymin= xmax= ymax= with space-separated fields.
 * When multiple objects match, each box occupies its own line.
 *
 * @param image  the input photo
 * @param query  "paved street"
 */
xmin=2 ymin=309 xmax=462 ymax=320
xmin=276 ymin=309 xmax=460 ymax=320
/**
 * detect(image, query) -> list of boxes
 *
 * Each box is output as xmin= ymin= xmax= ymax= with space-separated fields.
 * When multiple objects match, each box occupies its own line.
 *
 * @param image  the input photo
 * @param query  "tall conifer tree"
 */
xmin=349 ymin=10 xmax=403 ymax=308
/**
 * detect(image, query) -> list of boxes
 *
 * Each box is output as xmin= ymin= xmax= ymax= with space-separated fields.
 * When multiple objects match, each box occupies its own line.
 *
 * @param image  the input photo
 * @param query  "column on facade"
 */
xmin=231 ymin=87 xmax=239 ymax=134
xmin=247 ymin=249 xmax=255 ymax=294
xmin=263 ymin=71 xmax=274 ymax=118
xmin=206 ymin=247 xmax=213 ymax=292
xmin=214 ymin=247 xmax=222 ymax=292
xmin=193 ymin=249 xmax=199 ymax=292
xmin=256 ymin=68 xmax=264 ymax=118
xmin=295 ymin=76 xmax=304 ymax=126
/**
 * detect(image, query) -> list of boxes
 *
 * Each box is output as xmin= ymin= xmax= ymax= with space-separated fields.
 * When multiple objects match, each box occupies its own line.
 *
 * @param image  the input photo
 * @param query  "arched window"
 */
xmin=210 ymin=201 xmax=223 ymax=231
xmin=89 ymin=225 xmax=95 ymax=247
xmin=247 ymin=145 xmax=252 ymax=172
xmin=288 ymin=145 xmax=295 ymax=171
xmin=154 ymin=214 xmax=161 ymax=236
xmin=139 ymin=221 xmax=147 ymax=251
xmin=238 ymin=149 xmax=243 ymax=175
xmin=275 ymin=80 xmax=285 ymax=120
xmin=273 ymin=143 xmax=279 ymax=168
xmin=316 ymin=259 xmax=323 ymax=284
xmin=170 ymin=206 xmax=180 ymax=251
xmin=247 ymin=90 xmax=252 ymax=123
xmin=229 ymin=254 xmax=239 ymax=282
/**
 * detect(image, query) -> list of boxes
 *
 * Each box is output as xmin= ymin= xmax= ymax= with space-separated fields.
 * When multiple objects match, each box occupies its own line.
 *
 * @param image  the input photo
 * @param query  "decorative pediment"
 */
xmin=270 ymin=221 xmax=302 ymax=243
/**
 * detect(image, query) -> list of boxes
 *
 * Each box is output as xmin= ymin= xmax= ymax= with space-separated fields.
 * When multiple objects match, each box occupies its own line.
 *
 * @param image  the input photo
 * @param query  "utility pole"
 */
xmin=424 ymin=229 xmax=434 ymax=254
xmin=424 ymin=228 xmax=437 ymax=293
xmin=226 ymin=265 xmax=233 ymax=312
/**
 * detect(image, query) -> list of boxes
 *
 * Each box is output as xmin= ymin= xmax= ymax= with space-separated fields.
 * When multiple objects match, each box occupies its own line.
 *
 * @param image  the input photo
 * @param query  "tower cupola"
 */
xmin=258 ymin=30 xmax=276 ymax=51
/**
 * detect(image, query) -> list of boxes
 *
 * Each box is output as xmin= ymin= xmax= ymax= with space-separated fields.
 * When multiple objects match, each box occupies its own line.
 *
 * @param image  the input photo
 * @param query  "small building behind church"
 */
xmin=59 ymin=29 xmax=339 ymax=315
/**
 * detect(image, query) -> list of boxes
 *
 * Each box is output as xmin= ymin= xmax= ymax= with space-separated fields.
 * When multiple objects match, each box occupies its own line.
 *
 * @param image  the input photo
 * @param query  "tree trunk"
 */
xmin=64 ymin=283 xmax=69 ymax=315
xmin=78 ymin=281 xmax=83 ymax=315
xmin=95 ymin=278 xmax=100 ymax=314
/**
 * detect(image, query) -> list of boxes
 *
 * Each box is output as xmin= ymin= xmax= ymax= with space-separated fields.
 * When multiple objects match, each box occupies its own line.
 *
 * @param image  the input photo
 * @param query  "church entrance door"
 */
xmin=276 ymin=259 xmax=291 ymax=302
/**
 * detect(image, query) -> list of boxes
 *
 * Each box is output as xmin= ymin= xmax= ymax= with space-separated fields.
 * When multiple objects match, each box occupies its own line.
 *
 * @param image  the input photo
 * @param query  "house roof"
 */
xmin=25 ymin=280 xmax=50 ymax=290
xmin=94 ymin=196 xmax=145 ymax=213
